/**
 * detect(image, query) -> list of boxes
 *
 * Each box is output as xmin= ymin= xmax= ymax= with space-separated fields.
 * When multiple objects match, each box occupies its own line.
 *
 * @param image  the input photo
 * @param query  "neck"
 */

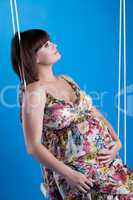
xmin=37 ymin=64 xmax=57 ymax=83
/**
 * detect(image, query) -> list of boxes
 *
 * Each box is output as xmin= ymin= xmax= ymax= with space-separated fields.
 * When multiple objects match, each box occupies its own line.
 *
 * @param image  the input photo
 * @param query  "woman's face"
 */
xmin=35 ymin=40 xmax=61 ymax=65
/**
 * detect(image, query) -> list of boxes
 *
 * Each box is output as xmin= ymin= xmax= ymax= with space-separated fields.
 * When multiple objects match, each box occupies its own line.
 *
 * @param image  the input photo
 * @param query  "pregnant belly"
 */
xmin=76 ymin=116 xmax=112 ymax=162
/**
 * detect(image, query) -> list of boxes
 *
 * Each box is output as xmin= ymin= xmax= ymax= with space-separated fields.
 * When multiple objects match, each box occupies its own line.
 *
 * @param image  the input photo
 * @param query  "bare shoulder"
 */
xmin=25 ymin=81 xmax=45 ymax=93
xmin=23 ymin=82 xmax=46 ymax=109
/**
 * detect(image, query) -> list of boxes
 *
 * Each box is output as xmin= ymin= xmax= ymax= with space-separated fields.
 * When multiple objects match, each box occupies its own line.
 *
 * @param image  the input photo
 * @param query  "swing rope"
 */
xmin=10 ymin=0 xmax=27 ymax=91
xmin=117 ymin=0 xmax=127 ymax=165
xmin=123 ymin=0 xmax=127 ymax=165
xmin=117 ymin=0 xmax=122 ymax=140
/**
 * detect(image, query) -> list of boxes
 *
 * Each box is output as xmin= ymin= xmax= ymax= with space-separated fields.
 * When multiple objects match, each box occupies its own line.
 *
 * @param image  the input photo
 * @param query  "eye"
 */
xmin=44 ymin=40 xmax=52 ymax=48
xmin=44 ymin=42 xmax=49 ymax=48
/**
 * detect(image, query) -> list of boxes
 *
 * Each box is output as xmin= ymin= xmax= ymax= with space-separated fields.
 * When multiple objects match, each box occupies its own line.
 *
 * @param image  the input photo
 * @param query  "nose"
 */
xmin=51 ymin=42 xmax=57 ymax=49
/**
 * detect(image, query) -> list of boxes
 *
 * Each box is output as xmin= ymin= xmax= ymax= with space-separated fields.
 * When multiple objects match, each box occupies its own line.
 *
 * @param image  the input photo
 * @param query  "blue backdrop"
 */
xmin=0 ymin=0 xmax=133 ymax=199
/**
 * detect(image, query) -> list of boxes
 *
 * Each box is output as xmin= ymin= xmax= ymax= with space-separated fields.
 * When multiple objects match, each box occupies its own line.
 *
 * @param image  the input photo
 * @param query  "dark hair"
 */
xmin=11 ymin=29 xmax=51 ymax=86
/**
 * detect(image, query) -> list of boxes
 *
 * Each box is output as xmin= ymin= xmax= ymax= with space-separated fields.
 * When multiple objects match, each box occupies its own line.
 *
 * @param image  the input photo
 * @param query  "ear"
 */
xmin=36 ymin=57 xmax=40 ymax=64
xmin=35 ymin=52 xmax=40 ymax=64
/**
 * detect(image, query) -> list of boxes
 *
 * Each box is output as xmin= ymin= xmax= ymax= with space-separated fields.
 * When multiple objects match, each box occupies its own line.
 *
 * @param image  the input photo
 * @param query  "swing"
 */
xmin=9 ymin=0 xmax=128 ymax=199
xmin=117 ymin=0 xmax=127 ymax=165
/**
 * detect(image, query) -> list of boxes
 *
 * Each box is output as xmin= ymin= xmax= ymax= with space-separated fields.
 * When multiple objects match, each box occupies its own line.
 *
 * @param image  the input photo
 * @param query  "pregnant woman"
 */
xmin=11 ymin=29 xmax=133 ymax=200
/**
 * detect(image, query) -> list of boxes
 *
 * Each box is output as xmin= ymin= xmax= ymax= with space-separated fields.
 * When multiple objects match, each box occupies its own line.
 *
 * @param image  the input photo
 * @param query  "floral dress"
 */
xmin=19 ymin=76 xmax=133 ymax=200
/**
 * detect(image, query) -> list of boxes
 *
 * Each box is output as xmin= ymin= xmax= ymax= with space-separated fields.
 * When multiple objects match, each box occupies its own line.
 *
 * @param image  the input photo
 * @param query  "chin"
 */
xmin=54 ymin=53 xmax=61 ymax=62
xmin=48 ymin=53 xmax=61 ymax=65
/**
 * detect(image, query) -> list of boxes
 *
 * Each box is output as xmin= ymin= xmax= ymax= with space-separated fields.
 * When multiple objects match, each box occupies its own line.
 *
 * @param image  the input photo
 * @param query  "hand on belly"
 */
xmin=96 ymin=141 xmax=119 ymax=167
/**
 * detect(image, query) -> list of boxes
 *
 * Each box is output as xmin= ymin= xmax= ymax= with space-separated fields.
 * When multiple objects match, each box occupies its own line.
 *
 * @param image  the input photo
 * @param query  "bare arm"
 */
xmin=21 ymin=82 xmax=73 ymax=178
xmin=21 ymin=81 xmax=95 ymax=192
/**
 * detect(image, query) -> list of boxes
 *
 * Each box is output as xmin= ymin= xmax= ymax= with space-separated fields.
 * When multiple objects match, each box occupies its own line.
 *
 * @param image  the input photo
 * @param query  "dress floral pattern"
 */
xmin=19 ymin=75 xmax=133 ymax=200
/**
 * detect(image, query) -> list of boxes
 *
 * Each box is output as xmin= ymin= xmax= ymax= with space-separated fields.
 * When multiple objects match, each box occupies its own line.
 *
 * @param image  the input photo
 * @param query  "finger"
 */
xmin=105 ymin=181 xmax=122 ymax=187
xmin=81 ymin=182 xmax=91 ymax=191
xmin=85 ymin=178 xmax=93 ymax=187
xmin=98 ymin=149 xmax=109 ymax=155
xmin=100 ymin=158 xmax=111 ymax=163
xmin=78 ymin=185 xmax=88 ymax=194
xmin=107 ymin=142 xmax=115 ymax=149
xmin=97 ymin=155 xmax=111 ymax=160
xmin=100 ymin=159 xmax=112 ymax=164
xmin=105 ymin=138 xmax=111 ymax=142
xmin=104 ymin=136 xmax=111 ymax=142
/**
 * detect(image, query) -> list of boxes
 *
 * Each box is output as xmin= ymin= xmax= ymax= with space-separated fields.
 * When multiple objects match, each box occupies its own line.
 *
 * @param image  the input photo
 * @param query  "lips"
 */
xmin=54 ymin=51 xmax=58 ymax=54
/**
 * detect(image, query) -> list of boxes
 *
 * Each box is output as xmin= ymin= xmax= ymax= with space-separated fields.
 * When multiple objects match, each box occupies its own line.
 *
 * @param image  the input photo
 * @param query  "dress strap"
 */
xmin=60 ymin=75 xmax=80 ymax=91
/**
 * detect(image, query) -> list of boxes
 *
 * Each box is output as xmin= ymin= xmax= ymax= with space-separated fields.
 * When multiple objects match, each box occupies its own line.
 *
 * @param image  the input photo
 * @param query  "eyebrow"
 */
xmin=44 ymin=40 xmax=50 ymax=46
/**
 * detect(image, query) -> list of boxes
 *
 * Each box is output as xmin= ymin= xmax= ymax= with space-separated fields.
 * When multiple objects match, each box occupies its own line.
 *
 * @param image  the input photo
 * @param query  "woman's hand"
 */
xmin=65 ymin=169 xmax=94 ymax=194
xmin=97 ymin=141 xmax=119 ymax=166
